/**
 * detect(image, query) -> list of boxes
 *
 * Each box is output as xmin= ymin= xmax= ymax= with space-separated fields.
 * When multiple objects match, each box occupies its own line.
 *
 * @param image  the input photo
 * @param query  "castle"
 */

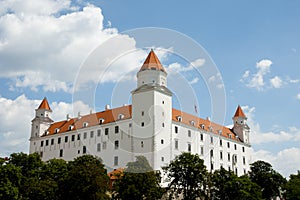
xmin=30 ymin=50 xmax=251 ymax=175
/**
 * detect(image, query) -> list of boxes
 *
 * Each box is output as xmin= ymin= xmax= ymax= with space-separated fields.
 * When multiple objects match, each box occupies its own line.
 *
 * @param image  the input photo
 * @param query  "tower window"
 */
xmin=175 ymin=126 xmax=178 ymax=133
xmin=175 ymin=139 xmax=178 ymax=150
xmin=115 ymin=126 xmax=119 ymax=133
xmin=59 ymin=149 xmax=63 ymax=157
xmin=105 ymin=128 xmax=109 ymax=135
xmin=115 ymin=140 xmax=119 ymax=149
xmin=114 ymin=156 xmax=118 ymax=166
xmin=161 ymin=139 xmax=164 ymax=144
xmin=141 ymin=122 xmax=144 ymax=127
xmin=141 ymin=111 xmax=144 ymax=116
xmin=83 ymin=146 xmax=86 ymax=154
xmin=188 ymin=143 xmax=191 ymax=152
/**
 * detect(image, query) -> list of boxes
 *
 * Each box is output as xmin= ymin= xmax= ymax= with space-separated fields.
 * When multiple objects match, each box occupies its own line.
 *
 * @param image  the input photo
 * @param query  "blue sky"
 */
xmin=0 ymin=0 xmax=299 ymax=177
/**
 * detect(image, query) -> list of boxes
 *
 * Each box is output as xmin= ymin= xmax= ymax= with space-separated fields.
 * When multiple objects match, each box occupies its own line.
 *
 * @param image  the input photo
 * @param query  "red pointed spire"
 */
xmin=139 ymin=49 xmax=166 ymax=73
xmin=233 ymin=105 xmax=246 ymax=118
xmin=38 ymin=97 xmax=51 ymax=111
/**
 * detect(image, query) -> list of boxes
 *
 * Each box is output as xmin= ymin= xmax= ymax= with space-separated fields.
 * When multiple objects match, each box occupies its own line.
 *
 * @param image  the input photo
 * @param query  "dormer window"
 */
xmin=201 ymin=124 xmax=205 ymax=129
xmin=209 ymin=126 xmax=213 ymax=132
xmin=68 ymin=125 xmax=74 ymax=131
xmin=190 ymin=120 xmax=195 ymax=126
xmin=99 ymin=118 xmax=105 ymax=125
xmin=177 ymin=116 xmax=182 ymax=122
xmin=218 ymin=130 xmax=222 ymax=135
xmin=118 ymin=114 xmax=124 ymax=120
xmin=55 ymin=128 xmax=60 ymax=134
xmin=83 ymin=122 xmax=88 ymax=128
xmin=229 ymin=134 xmax=232 ymax=139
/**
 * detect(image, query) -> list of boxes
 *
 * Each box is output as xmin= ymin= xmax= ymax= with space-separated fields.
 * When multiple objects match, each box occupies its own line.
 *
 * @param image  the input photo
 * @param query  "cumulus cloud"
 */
xmin=167 ymin=58 xmax=205 ymax=73
xmin=208 ymin=73 xmax=224 ymax=89
xmin=0 ymin=95 xmax=91 ymax=157
xmin=270 ymin=76 xmax=283 ymax=88
xmin=246 ymin=59 xmax=272 ymax=90
xmin=297 ymin=94 xmax=300 ymax=100
xmin=0 ymin=0 xmax=150 ymax=92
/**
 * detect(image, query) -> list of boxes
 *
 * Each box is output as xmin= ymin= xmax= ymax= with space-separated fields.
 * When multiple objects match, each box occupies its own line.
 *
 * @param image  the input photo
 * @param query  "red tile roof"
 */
xmin=139 ymin=50 xmax=166 ymax=73
xmin=44 ymin=104 xmax=240 ymax=142
xmin=233 ymin=105 xmax=246 ymax=118
xmin=38 ymin=97 xmax=51 ymax=111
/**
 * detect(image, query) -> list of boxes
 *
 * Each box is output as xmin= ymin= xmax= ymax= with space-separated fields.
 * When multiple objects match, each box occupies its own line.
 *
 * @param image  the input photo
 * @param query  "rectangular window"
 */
xmin=210 ymin=149 xmax=214 ymax=157
xmin=41 ymin=141 xmax=44 ymax=147
xmin=188 ymin=130 xmax=191 ymax=137
xmin=243 ymin=156 xmax=246 ymax=165
xmin=105 ymin=128 xmax=109 ymax=135
xmin=51 ymin=139 xmax=54 ymax=145
xmin=220 ymin=151 xmax=223 ymax=160
xmin=175 ymin=139 xmax=178 ymax=150
xmin=141 ymin=122 xmax=144 ymax=127
xmin=84 ymin=132 xmax=87 ymax=139
xmin=211 ymin=163 xmax=214 ymax=170
xmin=220 ymin=139 xmax=222 ymax=146
xmin=227 ymin=142 xmax=230 ymax=148
xmin=188 ymin=143 xmax=191 ymax=152
xmin=77 ymin=134 xmax=81 ymax=140
xmin=83 ymin=146 xmax=86 ymax=154
xmin=71 ymin=135 xmax=75 ymax=141
xmin=90 ymin=131 xmax=94 ymax=138
xmin=141 ymin=141 xmax=144 ymax=148
xmin=129 ymin=123 xmax=132 ymax=128
xmin=115 ymin=140 xmax=119 ymax=149
xmin=234 ymin=144 xmax=237 ymax=150
xmin=58 ymin=137 xmax=61 ymax=144
xmin=175 ymin=126 xmax=178 ymax=133
xmin=161 ymin=139 xmax=164 ymax=144
xmin=97 ymin=129 xmax=101 ymax=137
xmin=200 ymin=134 xmax=203 ymax=141
xmin=114 ymin=156 xmax=118 ymax=166
xmin=103 ymin=141 xmax=107 ymax=150
xmin=141 ymin=111 xmax=144 ymax=116
xmin=210 ymin=136 xmax=213 ymax=144
xmin=59 ymin=149 xmax=63 ymax=157
xmin=65 ymin=136 xmax=68 ymax=143
xmin=242 ymin=147 xmax=245 ymax=152
xmin=45 ymin=140 xmax=49 ymax=146
xmin=200 ymin=146 xmax=204 ymax=155
xmin=161 ymin=157 xmax=164 ymax=162
xmin=97 ymin=143 xmax=101 ymax=152
xmin=228 ymin=153 xmax=231 ymax=161
xmin=115 ymin=126 xmax=119 ymax=133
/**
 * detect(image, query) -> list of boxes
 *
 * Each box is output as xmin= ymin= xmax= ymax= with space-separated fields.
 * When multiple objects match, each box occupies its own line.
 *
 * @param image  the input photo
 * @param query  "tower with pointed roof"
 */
xmin=30 ymin=98 xmax=53 ymax=140
xmin=131 ymin=50 xmax=172 ymax=170
xmin=232 ymin=105 xmax=250 ymax=144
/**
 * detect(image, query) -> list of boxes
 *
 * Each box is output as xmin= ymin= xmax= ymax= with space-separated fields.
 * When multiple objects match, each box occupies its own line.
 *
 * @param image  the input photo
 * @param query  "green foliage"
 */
xmin=285 ymin=170 xmax=300 ymax=200
xmin=249 ymin=160 xmax=286 ymax=199
xmin=0 ymin=163 xmax=22 ymax=200
xmin=162 ymin=152 xmax=208 ymax=200
xmin=114 ymin=156 xmax=164 ymax=200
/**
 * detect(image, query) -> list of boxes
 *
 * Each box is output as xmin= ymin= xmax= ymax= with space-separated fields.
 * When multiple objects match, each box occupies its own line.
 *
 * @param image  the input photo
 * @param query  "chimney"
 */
xmin=78 ymin=112 xmax=81 ymax=119
xmin=105 ymin=105 xmax=110 ymax=110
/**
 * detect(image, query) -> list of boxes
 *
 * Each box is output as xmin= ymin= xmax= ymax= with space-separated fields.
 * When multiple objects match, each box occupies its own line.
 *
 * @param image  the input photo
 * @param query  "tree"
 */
xmin=285 ymin=170 xmax=300 ymax=200
xmin=114 ymin=156 xmax=164 ymax=200
xmin=249 ymin=160 xmax=286 ymax=199
xmin=61 ymin=155 xmax=109 ymax=200
xmin=211 ymin=167 xmax=262 ymax=200
xmin=0 ymin=163 xmax=22 ymax=200
xmin=162 ymin=152 xmax=209 ymax=200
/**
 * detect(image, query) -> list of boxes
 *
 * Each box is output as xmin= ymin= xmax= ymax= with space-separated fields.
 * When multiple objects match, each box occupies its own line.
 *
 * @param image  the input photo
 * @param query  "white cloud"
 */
xmin=167 ymin=58 xmax=205 ymax=73
xmin=0 ymin=0 xmax=150 ymax=92
xmin=270 ymin=76 xmax=283 ymax=88
xmin=208 ymin=73 xmax=224 ymax=89
xmin=246 ymin=59 xmax=272 ymax=90
xmin=0 ymin=95 xmax=91 ymax=157
xmin=252 ymin=148 xmax=300 ymax=177
xmin=188 ymin=77 xmax=199 ymax=85
xmin=297 ymin=94 xmax=300 ymax=100
xmin=242 ymin=70 xmax=250 ymax=79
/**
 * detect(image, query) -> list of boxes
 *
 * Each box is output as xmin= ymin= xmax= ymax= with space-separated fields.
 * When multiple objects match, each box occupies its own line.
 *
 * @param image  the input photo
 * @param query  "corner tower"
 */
xmin=30 ymin=98 xmax=53 ymax=139
xmin=232 ymin=105 xmax=250 ymax=144
xmin=131 ymin=50 xmax=172 ymax=170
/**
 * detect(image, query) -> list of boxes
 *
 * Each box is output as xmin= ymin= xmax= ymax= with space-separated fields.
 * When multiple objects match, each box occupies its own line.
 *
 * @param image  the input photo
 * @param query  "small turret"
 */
xmin=31 ymin=97 xmax=53 ymax=138
xmin=232 ymin=105 xmax=250 ymax=144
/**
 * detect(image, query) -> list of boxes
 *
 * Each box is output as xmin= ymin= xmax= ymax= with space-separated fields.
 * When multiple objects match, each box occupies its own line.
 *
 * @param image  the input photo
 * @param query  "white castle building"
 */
xmin=30 ymin=50 xmax=251 ymax=175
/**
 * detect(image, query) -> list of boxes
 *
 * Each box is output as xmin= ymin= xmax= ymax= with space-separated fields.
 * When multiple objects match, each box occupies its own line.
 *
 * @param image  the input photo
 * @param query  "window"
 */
xmin=118 ymin=114 xmax=124 ymax=120
xmin=97 ymin=143 xmax=101 ymax=152
xmin=68 ymin=125 xmax=73 ymax=131
xmin=210 ymin=149 xmax=214 ymax=158
xmin=141 ymin=122 xmax=144 ymax=127
xmin=162 ymin=123 xmax=164 ymax=127
xmin=162 ymin=100 xmax=164 ymax=104
xmin=103 ymin=141 xmax=107 ymax=150
xmin=141 ymin=141 xmax=144 ymax=148
xmin=228 ymin=166 xmax=231 ymax=171
xmin=99 ymin=118 xmax=104 ymax=125
xmin=175 ymin=126 xmax=178 ymax=133
xmin=83 ymin=122 xmax=88 ymax=128
xmin=90 ymin=131 xmax=94 ymax=138
xmin=228 ymin=153 xmax=231 ymax=161
xmin=84 ymin=132 xmax=87 ymax=139
xmin=175 ymin=139 xmax=178 ymax=150
xmin=55 ymin=128 xmax=60 ymax=133
xmin=243 ymin=156 xmax=246 ymax=165
xmin=77 ymin=134 xmax=81 ymax=140
xmin=105 ymin=128 xmax=109 ymax=135
xmin=114 ymin=156 xmax=118 ymax=166
xmin=51 ymin=139 xmax=54 ymax=145
xmin=83 ymin=146 xmax=86 ymax=154
xmin=65 ymin=136 xmax=68 ymax=143
xmin=41 ymin=141 xmax=44 ymax=147
xmin=242 ymin=147 xmax=245 ymax=152
xmin=190 ymin=120 xmax=195 ymax=126
xmin=177 ymin=116 xmax=182 ymax=122
xmin=59 ymin=149 xmax=63 ymax=157
xmin=46 ymin=140 xmax=49 ymax=146
xmin=227 ymin=142 xmax=230 ymax=148
xmin=129 ymin=123 xmax=132 ymax=128
xmin=200 ymin=146 xmax=204 ymax=155
xmin=220 ymin=151 xmax=223 ymax=160
xmin=235 ymin=168 xmax=238 ymax=175
xmin=141 ymin=111 xmax=144 ymax=116
xmin=115 ymin=126 xmax=119 ymax=133
xmin=220 ymin=139 xmax=222 ymax=146
xmin=210 ymin=136 xmax=213 ymax=144
xmin=234 ymin=144 xmax=237 ymax=150
xmin=115 ymin=140 xmax=119 ymax=149
xmin=200 ymin=134 xmax=203 ymax=141
xmin=211 ymin=163 xmax=214 ymax=170
xmin=188 ymin=130 xmax=191 ymax=137
xmin=188 ymin=143 xmax=191 ymax=152
xmin=161 ymin=139 xmax=164 ymax=144
xmin=97 ymin=129 xmax=101 ymax=137
xmin=161 ymin=157 xmax=164 ymax=162
xmin=71 ymin=135 xmax=75 ymax=141
xmin=58 ymin=137 xmax=61 ymax=144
